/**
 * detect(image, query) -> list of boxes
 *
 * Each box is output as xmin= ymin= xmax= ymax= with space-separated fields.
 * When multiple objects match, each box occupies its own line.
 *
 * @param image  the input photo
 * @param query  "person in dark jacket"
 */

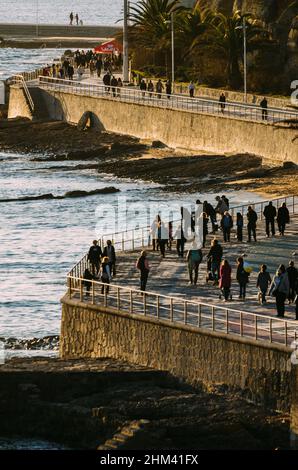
xmin=103 ymin=72 xmax=111 ymax=93
xmin=87 ymin=240 xmax=102 ymax=275
xmin=207 ymin=239 xmax=223 ymax=284
xmin=83 ymin=268 xmax=94 ymax=297
xmin=187 ymin=245 xmax=203 ymax=285
xmin=247 ymin=206 xmax=258 ymax=242
xmin=101 ymin=256 xmax=111 ymax=295
xmin=287 ymin=260 xmax=298 ymax=303
xmin=256 ymin=264 xmax=271 ymax=304
xmin=166 ymin=80 xmax=172 ymax=99
xmin=103 ymin=240 xmax=116 ymax=277
xmin=140 ymin=79 xmax=147 ymax=97
xmin=136 ymin=250 xmax=150 ymax=291
xmin=236 ymin=257 xmax=249 ymax=300
xmin=277 ymin=203 xmax=290 ymax=236
xmin=219 ymin=93 xmax=226 ymax=113
xmin=220 ymin=211 xmax=233 ymax=242
xmin=111 ymin=76 xmax=118 ymax=97
xmin=236 ymin=212 xmax=243 ymax=242
xmin=260 ymin=97 xmax=268 ymax=120
xmin=263 ymin=201 xmax=276 ymax=237
xmin=269 ymin=264 xmax=289 ymax=317
xmin=203 ymin=200 xmax=217 ymax=233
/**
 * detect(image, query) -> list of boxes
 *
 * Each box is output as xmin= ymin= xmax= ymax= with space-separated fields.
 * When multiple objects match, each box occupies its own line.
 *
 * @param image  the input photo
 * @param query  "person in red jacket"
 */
xmin=219 ymin=259 xmax=232 ymax=301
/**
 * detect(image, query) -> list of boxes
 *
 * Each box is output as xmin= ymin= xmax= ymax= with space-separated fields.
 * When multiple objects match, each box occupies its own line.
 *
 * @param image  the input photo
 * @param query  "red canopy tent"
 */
xmin=93 ymin=39 xmax=123 ymax=54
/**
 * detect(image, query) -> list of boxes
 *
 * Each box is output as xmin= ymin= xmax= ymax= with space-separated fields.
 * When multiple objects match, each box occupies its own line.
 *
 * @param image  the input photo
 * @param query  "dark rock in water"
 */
xmin=110 ymin=141 xmax=147 ymax=153
xmin=64 ymin=187 xmax=120 ymax=198
xmin=151 ymin=140 xmax=167 ymax=149
xmin=0 ymin=187 xmax=120 ymax=203
xmin=283 ymin=161 xmax=297 ymax=169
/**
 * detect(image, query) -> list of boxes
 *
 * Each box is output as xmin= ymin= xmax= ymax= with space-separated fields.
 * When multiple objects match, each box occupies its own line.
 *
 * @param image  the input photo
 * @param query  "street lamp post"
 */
xmin=123 ymin=0 xmax=129 ymax=83
xmin=243 ymin=17 xmax=247 ymax=102
xmin=171 ymin=12 xmax=175 ymax=85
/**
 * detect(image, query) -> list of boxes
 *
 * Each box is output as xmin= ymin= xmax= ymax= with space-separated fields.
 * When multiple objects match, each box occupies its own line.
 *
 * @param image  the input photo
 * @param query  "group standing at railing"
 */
xmin=80 ymin=195 xmax=297 ymax=320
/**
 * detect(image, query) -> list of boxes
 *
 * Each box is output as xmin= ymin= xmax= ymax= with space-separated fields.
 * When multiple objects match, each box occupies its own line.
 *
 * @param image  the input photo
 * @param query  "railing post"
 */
xmin=80 ymin=280 xmax=83 ymax=302
xmin=117 ymin=287 xmax=120 ymax=311
xmin=226 ymin=309 xmax=229 ymax=334
xmin=143 ymin=293 xmax=147 ymax=316
xmin=184 ymin=301 xmax=187 ymax=324
xmin=212 ymin=306 xmax=215 ymax=331
xmin=198 ymin=304 xmax=201 ymax=328
xmin=156 ymin=295 xmax=160 ymax=318
xmin=130 ymin=290 xmax=133 ymax=314
xmin=255 ymin=315 xmax=258 ymax=340
xmin=68 ymin=276 xmax=72 ymax=299
xmin=240 ymin=311 xmax=243 ymax=337
xmin=285 ymin=321 xmax=288 ymax=346
xmin=170 ymin=298 xmax=173 ymax=321
xmin=269 ymin=318 xmax=272 ymax=343
xmin=92 ymin=281 xmax=95 ymax=305
xmin=104 ymin=285 xmax=107 ymax=308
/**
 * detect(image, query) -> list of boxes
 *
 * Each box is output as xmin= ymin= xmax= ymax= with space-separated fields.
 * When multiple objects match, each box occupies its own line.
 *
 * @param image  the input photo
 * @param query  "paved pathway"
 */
xmin=114 ymin=214 xmax=298 ymax=322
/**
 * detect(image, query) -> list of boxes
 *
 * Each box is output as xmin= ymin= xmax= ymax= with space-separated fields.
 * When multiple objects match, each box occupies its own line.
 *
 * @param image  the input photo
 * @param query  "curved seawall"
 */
xmin=9 ymin=86 xmax=297 ymax=165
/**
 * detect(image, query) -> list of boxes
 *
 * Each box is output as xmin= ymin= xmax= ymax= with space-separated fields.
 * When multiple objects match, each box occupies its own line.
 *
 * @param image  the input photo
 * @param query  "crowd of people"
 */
xmin=82 ymin=197 xmax=296 ymax=320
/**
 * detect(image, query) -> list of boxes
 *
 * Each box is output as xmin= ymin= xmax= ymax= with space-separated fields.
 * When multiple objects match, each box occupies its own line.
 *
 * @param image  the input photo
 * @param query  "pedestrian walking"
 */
xmin=236 ymin=257 xmax=249 ymax=300
xmin=256 ymin=264 xmax=271 ymax=304
xmin=175 ymin=225 xmax=186 ymax=258
xmin=260 ymin=97 xmax=268 ymax=121
xmin=207 ymin=239 xmax=223 ymax=284
xmin=203 ymin=200 xmax=217 ymax=233
xmin=83 ymin=268 xmax=94 ymax=297
xmin=103 ymin=72 xmax=111 ymax=93
xmin=111 ymin=76 xmax=118 ymax=97
xmin=277 ymin=203 xmax=290 ymax=236
xmin=96 ymin=57 xmax=102 ymax=77
xmin=247 ymin=206 xmax=258 ymax=242
xmin=263 ymin=201 xmax=276 ymax=237
xmin=158 ymin=221 xmax=168 ymax=258
xmin=103 ymin=240 xmax=116 ymax=277
xmin=236 ymin=212 xmax=243 ymax=241
xmin=189 ymin=82 xmax=195 ymax=98
xmin=136 ymin=251 xmax=150 ymax=291
xmin=287 ymin=260 xmax=298 ymax=303
xmin=156 ymin=79 xmax=163 ymax=99
xmin=117 ymin=77 xmax=123 ymax=96
xmin=75 ymin=13 xmax=79 ymax=25
xmin=87 ymin=240 xmax=102 ymax=276
xmin=220 ymin=211 xmax=233 ymax=242
xmin=166 ymin=80 xmax=171 ymax=99
xmin=69 ymin=12 xmax=74 ymax=25
xmin=219 ymin=93 xmax=226 ymax=113
xmin=219 ymin=260 xmax=232 ymax=301
xmin=269 ymin=264 xmax=289 ymax=317
xmin=187 ymin=244 xmax=203 ymax=286
xmin=147 ymin=80 xmax=154 ymax=98
xmin=140 ymin=79 xmax=147 ymax=97
xmin=100 ymin=257 xmax=111 ymax=295
xmin=215 ymin=196 xmax=228 ymax=217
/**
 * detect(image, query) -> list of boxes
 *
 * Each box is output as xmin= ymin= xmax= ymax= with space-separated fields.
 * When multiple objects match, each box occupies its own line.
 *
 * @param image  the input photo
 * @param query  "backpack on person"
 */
xmin=136 ymin=256 xmax=145 ymax=271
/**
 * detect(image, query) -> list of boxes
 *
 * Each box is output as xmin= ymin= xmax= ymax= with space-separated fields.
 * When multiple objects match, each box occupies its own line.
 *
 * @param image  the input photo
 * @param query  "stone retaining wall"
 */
xmin=61 ymin=296 xmax=293 ymax=412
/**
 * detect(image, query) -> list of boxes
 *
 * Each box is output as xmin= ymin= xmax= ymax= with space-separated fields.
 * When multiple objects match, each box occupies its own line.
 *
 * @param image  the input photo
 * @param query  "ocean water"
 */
xmin=0 ymin=0 xmax=123 ymax=25
xmin=0 ymin=49 xmax=265 ymax=341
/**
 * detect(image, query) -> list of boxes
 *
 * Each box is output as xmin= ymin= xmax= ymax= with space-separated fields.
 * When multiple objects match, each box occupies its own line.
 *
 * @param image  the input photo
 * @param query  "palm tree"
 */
xmin=175 ymin=5 xmax=213 ymax=55
xmin=128 ymin=0 xmax=183 ymax=53
xmin=208 ymin=10 xmax=268 ymax=88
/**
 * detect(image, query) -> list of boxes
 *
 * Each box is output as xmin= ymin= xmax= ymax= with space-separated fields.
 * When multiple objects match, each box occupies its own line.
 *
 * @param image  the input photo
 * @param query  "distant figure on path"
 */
xmin=96 ymin=57 xmax=102 ymax=77
xmin=256 ymin=264 xmax=271 ymax=304
xmin=269 ymin=264 xmax=289 ymax=317
xmin=277 ymin=202 xmax=290 ymax=236
xmin=215 ymin=195 xmax=228 ymax=217
xmin=69 ymin=12 xmax=74 ymax=25
xmin=189 ymin=82 xmax=195 ymax=98
xmin=103 ymin=240 xmax=116 ymax=277
xmin=75 ymin=13 xmax=79 ymax=25
xmin=236 ymin=212 xmax=243 ymax=242
xmin=175 ymin=225 xmax=186 ymax=258
xmin=147 ymin=80 xmax=154 ymax=98
xmin=111 ymin=76 xmax=118 ymax=97
xmin=103 ymin=72 xmax=111 ymax=93
xmin=166 ymin=80 xmax=172 ymax=99
xmin=100 ymin=257 xmax=111 ymax=295
xmin=83 ymin=268 xmax=94 ymax=297
xmin=140 ymin=79 xmax=147 ymax=97
xmin=219 ymin=93 xmax=226 ymax=113
xmin=220 ymin=211 xmax=233 ymax=242
xmin=136 ymin=251 xmax=150 ymax=291
xmin=87 ymin=240 xmax=102 ymax=276
xmin=260 ymin=97 xmax=268 ymax=120
xmin=207 ymin=239 xmax=223 ymax=284
xmin=286 ymin=261 xmax=298 ymax=303
xmin=219 ymin=260 xmax=232 ymax=301
xmin=236 ymin=257 xmax=249 ymax=300
xmin=156 ymin=79 xmax=163 ymax=99
xmin=247 ymin=206 xmax=258 ymax=242
xmin=187 ymin=244 xmax=203 ymax=286
xmin=263 ymin=201 xmax=276 ymax=237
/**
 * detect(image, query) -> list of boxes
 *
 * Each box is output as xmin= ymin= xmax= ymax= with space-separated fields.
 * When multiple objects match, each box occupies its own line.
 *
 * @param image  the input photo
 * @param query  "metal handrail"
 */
xmin=38 ymin=76 xmax=298 ymax=123
xmin=10 ymin=74 xmax=35 ymax=112
xmin=67 ymin=274 xmax=298 ymax=347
